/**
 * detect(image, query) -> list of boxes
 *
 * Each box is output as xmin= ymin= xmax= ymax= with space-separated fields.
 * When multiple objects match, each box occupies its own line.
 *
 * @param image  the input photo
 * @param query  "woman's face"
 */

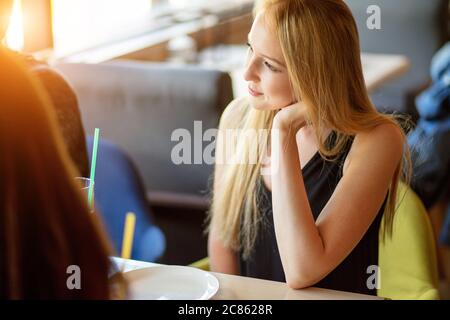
xmin=244 ymin=13 xmax=295 ymax=111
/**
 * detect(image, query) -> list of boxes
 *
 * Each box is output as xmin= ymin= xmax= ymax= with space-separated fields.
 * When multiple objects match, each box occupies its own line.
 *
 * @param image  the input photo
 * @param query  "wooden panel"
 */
xmin=119 ymin=41 xmax=169 ymax=62
xmin=190 ymin=13 xmax=253 ymax=51
xmin=116 ymin=13 xmax=253 ymax=62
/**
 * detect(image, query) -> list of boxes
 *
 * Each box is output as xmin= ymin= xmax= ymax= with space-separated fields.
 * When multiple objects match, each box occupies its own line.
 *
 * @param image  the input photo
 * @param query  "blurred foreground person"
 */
xmin=0 ymin=47 xmax=124 ymax=299
xmin=0 ymin=0 xmax=89 ymax=177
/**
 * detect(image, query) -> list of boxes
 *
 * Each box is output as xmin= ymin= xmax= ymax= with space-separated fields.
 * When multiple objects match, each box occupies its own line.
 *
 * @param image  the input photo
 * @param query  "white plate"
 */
xmin=124 ymin=265 xmax=219 ymax=300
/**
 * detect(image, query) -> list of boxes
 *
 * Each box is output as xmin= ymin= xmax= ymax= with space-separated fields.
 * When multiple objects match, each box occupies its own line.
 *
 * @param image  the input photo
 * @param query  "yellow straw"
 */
xmin=121 ymin=212 xmax=136 ymax=259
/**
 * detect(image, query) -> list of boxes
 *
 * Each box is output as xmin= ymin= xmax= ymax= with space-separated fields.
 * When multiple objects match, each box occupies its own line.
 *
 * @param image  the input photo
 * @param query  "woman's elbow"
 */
xmin=285 ymin=266 xmax=324 ymax=290
xmin=286 ymin=274 xmax=316 ymax=290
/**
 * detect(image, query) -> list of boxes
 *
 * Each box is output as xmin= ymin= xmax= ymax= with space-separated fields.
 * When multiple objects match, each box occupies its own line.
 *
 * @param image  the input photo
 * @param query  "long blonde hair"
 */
xmin=209 ymin=0 xmax=411 ymax=258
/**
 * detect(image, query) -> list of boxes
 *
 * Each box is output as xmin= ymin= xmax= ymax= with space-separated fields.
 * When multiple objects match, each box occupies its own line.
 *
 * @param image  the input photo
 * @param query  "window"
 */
xmin=4 ymin=0 xmax=24 ymax=51
xmin=51 ymin=0 xmax=226 ymax=57
xmin=52 ymin=0 xmax=155 ymax=56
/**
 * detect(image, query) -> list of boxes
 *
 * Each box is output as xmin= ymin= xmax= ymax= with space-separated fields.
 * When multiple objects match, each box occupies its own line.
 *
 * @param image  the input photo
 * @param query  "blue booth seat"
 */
xmin=87 ymin=136 xmax=166 ymax=262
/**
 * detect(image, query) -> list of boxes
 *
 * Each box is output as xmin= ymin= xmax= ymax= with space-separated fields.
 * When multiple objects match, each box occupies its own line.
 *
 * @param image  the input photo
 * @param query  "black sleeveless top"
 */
xmin=239 ymin=133 xmax=385 ymax=295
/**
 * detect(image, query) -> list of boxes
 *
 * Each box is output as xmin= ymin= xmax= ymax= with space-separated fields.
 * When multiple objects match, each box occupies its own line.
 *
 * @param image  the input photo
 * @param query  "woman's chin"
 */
xmin=248 ymin=96 xmax=278 ymax=111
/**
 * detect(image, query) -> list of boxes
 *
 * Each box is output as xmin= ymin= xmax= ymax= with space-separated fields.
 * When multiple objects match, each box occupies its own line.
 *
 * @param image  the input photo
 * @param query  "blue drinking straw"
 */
xmin=88 ymin=128 xmax=100 ymax=209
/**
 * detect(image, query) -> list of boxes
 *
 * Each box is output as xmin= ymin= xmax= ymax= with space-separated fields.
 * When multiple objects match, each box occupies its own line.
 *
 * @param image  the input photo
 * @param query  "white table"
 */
xmin=198 ymin=45 xmax=410 ymax=98
xmin=112 ymin=257 xmax=384 ymax=300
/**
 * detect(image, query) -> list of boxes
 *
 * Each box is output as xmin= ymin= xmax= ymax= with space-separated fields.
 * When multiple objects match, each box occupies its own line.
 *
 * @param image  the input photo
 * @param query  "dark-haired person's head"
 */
xmin=0 ymin=47 xmax=120 ymax=299
xmin=0 ymin=0 xmax=89 ymax=177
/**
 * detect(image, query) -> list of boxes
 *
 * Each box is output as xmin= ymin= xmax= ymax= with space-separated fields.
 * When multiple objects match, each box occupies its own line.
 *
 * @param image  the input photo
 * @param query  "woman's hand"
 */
xmin=272 ymin=101 xmax=308 ymax=136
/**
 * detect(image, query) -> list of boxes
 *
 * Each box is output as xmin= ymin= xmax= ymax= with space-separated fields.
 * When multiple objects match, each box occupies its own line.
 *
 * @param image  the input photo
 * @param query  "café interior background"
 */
xmin=1 ymin=0 xmax=450 ymax=300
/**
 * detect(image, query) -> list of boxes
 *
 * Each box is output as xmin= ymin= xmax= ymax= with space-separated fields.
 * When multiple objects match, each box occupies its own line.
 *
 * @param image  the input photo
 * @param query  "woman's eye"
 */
xmin=246 ymin=42 xmax=253 ymax=52
xmin=264 ymin=61 xmax=279 ymax=72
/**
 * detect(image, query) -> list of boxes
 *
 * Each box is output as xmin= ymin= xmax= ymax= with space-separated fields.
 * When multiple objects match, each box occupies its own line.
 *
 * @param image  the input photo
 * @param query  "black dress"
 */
xmin=239 ymin=133 xmax=385 ymax=295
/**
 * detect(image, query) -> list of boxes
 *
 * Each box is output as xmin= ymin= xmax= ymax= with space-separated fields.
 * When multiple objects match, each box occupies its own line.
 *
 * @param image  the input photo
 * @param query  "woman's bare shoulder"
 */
xmin=354 ymin=122 xmax=403 ymax=152
xmin=344 ymin=122 xmax=404 ymax=174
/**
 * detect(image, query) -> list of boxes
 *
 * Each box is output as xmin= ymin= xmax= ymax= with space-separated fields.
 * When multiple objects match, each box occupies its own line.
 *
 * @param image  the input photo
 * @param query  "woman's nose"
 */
xmin=243 ymin=56 xmax=259 ymax=83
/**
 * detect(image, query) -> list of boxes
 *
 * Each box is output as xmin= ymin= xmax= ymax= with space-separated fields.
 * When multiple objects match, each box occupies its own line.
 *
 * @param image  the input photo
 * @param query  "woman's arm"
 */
xmin=208 ymin=229 xmax=239 ymax=274
xmin=271 ymin=115 xmax=403 ymax=289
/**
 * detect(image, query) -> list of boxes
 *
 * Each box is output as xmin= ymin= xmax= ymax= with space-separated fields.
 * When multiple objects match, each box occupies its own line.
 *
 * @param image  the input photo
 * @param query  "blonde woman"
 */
xmin=208 ymin=0 xmax=410 ymax=295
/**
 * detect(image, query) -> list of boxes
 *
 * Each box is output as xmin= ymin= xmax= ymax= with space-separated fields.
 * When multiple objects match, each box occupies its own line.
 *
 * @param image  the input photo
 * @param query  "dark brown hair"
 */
xmin=0 ymin=47 xmax=118 ymax=299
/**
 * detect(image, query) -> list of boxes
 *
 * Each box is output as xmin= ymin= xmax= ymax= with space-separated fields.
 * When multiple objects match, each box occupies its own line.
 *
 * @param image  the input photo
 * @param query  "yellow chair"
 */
xmin=378 ymin=182 xmax=440 ymax=300
xmin=189 ymin=256 xmax=210 ymax=271
xmin=191 ymin=183 xmax=440 ymax=299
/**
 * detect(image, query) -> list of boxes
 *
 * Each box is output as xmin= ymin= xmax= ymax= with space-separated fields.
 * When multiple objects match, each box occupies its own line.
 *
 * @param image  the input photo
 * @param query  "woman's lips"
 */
xmin=248 ymin=86 xmax=263 ymax=97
